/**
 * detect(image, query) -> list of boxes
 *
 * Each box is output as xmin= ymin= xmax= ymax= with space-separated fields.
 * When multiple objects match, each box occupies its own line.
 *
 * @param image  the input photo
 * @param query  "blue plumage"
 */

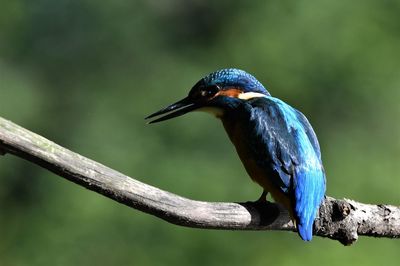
xmin=231 ymin=96 xmax=326 ymax=241
xmin=146 ymin=68 xmax=327 ymax=241
xmin=269 ymin=98 xmax=325 ymax=241
xmin=203 ymin=68 xmax=270 ymax=95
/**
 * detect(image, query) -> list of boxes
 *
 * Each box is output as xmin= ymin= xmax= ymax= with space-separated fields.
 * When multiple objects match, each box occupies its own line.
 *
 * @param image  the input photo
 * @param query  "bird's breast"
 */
xmin=221 ymin=116 xmax=291 ymax=210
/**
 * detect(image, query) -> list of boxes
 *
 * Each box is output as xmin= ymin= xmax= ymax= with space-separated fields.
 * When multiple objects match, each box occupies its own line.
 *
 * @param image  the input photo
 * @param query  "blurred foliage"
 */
xmin=1 ymin=0 xmax=400 ymax=265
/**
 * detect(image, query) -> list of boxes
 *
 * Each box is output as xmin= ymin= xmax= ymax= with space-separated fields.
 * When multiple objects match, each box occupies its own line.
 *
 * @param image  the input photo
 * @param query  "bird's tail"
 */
xmin=293 ymin=168 xmax=326 ymax=242
xmin=296 ymin=219 xmax=313 ymax=241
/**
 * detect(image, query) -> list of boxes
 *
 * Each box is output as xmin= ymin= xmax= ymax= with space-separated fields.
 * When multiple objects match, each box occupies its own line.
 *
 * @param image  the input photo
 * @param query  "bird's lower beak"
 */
xmin=145 ymin=97 xmax=198 ymax=124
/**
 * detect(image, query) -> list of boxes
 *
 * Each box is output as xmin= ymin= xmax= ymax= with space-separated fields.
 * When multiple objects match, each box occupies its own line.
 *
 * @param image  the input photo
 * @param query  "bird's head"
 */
xmin=146 ymin=68 xmax=270 ymax=123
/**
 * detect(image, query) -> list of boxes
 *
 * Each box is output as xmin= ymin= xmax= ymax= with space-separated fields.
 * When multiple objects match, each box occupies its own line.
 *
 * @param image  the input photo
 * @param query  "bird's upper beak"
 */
xmin=145 ymin=97 xmax=198 ymax=124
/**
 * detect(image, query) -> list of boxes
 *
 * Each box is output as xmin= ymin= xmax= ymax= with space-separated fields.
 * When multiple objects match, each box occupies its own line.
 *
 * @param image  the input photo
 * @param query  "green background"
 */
xmin=1 ymin=0 xmax=399 ymax=265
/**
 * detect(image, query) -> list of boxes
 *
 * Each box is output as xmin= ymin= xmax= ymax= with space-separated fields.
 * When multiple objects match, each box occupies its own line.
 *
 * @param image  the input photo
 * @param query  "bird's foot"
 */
xmin=245 ymin=191 xmax=269 ymax=206
xmin=241 ymin=191 xmax=280 ymax=224
xmin=255 ymin=190 xmax=268 ymax=203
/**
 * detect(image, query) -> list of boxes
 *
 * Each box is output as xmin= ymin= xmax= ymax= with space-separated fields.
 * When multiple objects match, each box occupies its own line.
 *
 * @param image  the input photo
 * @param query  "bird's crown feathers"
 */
xmin=200 ymin=68 xmax=270 ymax=96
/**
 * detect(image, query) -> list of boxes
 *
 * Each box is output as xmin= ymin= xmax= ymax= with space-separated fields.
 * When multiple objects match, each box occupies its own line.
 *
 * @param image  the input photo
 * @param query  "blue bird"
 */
xmin=146 ymin=68 xmax=326 ymax=241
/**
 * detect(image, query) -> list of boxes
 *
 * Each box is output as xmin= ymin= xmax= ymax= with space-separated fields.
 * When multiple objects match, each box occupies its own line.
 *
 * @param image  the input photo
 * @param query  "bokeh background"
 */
xmin=1 ymin=0 xmax=400 ymax=265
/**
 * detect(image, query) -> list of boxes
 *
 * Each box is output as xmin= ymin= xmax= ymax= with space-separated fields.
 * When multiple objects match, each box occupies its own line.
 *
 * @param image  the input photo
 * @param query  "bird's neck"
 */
xmin=219 ymin=105 xmax=252 ymax=146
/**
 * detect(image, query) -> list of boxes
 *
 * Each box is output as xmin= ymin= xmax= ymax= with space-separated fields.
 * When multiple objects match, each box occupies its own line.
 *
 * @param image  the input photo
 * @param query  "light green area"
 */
xmin=0 ymin=0 xmax=399 ymax=265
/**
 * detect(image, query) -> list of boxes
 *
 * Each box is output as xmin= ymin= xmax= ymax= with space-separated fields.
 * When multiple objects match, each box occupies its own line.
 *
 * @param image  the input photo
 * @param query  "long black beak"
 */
xmin=145 ymin=97 xmax=198 ymax=124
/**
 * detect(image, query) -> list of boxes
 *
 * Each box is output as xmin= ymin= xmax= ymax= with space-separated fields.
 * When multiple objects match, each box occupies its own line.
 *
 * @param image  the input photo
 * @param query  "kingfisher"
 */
xmin=146 ymin=68 xmax=326 ymax=241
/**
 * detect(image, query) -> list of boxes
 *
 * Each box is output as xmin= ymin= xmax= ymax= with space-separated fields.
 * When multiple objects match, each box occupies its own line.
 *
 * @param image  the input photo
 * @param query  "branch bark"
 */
xmin=0 ymin=116 xmax=399 ymax=245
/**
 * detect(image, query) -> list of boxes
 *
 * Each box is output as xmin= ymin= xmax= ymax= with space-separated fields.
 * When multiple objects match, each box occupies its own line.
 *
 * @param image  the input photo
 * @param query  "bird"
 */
xmin=145 ymin=68 xmax=326 ymax=241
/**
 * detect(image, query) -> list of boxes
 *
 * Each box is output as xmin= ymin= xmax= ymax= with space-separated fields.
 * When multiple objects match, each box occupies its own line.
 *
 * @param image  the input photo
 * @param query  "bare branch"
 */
xmin=0 ymin=116 xmax=399 ymax=245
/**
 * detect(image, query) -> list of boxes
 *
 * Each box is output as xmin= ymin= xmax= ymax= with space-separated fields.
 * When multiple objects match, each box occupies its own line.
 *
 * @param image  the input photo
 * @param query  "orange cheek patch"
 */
xmin=215 ymin=88 xmax=243 ymax=98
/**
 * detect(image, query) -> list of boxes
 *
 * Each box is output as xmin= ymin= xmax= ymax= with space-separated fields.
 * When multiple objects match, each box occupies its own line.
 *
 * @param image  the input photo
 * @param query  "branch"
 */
xmin=0 ymin=117 xmax=399 ymax=245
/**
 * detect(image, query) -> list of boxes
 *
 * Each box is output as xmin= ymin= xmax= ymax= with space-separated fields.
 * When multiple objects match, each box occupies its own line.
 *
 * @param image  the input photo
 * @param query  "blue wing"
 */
xmin=294 ymin=109 xmax=322 ymax=160
xmin=246 ymin=97 xmax=326 ymax=241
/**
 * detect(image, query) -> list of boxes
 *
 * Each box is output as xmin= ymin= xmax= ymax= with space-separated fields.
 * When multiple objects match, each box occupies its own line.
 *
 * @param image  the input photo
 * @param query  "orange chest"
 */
xmin=221 ymin=118 xmax=292 ymax=210
xmin=221 ymin=118 xmax=267 ymax=185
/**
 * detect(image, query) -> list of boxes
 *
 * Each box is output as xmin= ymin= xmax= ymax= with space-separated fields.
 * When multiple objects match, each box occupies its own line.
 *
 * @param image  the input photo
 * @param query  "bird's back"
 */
xmin=221 ymin=96 xmax=326 ymax=241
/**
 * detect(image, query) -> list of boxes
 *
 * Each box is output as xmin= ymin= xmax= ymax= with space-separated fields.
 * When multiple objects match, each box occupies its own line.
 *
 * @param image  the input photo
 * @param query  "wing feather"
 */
xmin=247 ymin=97 xmax=326 ymax=241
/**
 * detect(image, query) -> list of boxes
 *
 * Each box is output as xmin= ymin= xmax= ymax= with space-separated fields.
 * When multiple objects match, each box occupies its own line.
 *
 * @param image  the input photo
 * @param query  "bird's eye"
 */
xmin=201 ymin=85 xmax=220 ymax=97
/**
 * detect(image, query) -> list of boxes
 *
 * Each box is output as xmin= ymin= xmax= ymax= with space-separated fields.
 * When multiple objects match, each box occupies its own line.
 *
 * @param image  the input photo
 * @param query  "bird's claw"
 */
xmin=245 ymin=191 xmax=269 ymax=206
xmin=255 ymin=191 xmax=268 ymax=203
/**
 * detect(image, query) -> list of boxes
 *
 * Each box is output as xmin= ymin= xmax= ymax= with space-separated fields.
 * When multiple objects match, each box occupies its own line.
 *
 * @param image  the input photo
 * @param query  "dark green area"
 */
xmin=1 ymin=0 xmax=399 ymax=265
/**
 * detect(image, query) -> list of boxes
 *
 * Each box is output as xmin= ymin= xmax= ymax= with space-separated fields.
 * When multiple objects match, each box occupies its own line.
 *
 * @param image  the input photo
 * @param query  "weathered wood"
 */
xmin=0 ymin=116 xmax=399 ymax=245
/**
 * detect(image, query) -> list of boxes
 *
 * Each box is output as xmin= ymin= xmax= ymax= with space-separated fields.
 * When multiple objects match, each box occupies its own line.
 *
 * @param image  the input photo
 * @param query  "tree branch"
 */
xmin=0 ymin=117 xmax=399 ymax=245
